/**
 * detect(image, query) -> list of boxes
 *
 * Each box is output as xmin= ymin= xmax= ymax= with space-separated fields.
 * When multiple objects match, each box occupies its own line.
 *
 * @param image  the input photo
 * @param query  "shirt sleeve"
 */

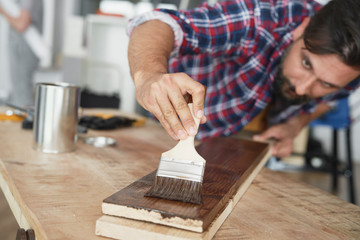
xmin=127 ymin=0 xmax=262 ymax=57
xmin=127 ymin=11 xmax=184 ymax=57
xmin=157 ymin=1 xmax=257 ymax=56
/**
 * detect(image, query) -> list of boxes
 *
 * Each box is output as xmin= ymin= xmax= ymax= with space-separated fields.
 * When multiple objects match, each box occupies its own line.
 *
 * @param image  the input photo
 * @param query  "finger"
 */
xmin=272 ymin=139 xmax=293 ymax=158
xmin=274 ymin=146 xmax=292 ymax=158
xmin=188 ymin=83 xmax=206 ymax=119
xmin=152 ymin=105 xmax=179 ymax=140
xmin=156 ymin=92 xmax=188 ymax=140
xmin=168 ymin=93 xmax=197 ymax=136
xmin=139 ymin=82 xmax=180 ymax=140
xmin=271 ymin=143 xmax=278 ymax=156
xmin=164 ymin=73 xmax=202 ymax=137
xmin=170 ymin=73 xmax=205 ymax=119
xmin=148 ymin=76 xmax=187 ymax=139
xmin=200 ymin=115 xmax=207 ymax=124
xmin=253 ymin=131 xmax=272 ymax=141
xmin=174 ymin=74 xmax=206 ymax=133
xmin=253 ymin=127 xmax=279 ymax=142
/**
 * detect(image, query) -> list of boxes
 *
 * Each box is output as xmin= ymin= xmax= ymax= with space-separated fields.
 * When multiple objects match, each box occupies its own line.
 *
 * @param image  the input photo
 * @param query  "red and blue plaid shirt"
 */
xmin=128 ymin=0 xmax=360 ymax=140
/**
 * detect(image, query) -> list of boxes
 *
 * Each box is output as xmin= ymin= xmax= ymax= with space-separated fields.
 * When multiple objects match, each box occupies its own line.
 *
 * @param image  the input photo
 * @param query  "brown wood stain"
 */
xmin=103 ymin=137 xmax=270 ymax=231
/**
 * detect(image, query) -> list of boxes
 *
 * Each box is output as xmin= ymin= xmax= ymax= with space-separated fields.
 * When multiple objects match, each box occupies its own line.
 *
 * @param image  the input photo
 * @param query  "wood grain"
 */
xmin=0 ymin=110 xmax=171 ymax=240
xmin=96 ymin=168 xmax=360 ymax=240
xmin=1 ymin=108 xmax=360 ymax=240
xmin=101 ymin=138 xmax=270 ymax=233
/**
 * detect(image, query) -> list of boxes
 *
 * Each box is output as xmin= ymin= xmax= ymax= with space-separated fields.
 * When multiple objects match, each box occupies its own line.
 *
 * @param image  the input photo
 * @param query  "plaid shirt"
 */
xmin=127 ymin=0 xmax=360 ymax=140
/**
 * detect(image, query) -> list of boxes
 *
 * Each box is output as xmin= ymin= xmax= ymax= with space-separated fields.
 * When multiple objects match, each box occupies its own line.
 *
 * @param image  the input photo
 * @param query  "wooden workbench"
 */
xmin=0 ymin=110 xmax=359 ymax=239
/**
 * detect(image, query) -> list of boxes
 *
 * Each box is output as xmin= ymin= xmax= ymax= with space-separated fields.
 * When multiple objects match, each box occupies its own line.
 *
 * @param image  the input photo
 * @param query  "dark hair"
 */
xmin=303 ymin=0 xmax=360 ymax=69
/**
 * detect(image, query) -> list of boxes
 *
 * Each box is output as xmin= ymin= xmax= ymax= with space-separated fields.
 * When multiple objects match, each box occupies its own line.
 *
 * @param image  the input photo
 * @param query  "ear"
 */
xmin=292 ymin=17 xmax=310 ymax=40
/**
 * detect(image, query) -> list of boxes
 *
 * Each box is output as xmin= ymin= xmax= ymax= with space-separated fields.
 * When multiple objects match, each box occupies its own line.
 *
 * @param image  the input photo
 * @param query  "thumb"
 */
xmin=253 ymin=130 xmax=273 ymax=141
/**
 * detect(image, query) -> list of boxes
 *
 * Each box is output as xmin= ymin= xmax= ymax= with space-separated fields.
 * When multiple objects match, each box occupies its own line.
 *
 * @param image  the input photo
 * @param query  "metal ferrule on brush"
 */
xmin=145 ymin=103 xmax=206 ymax=204
xmin=157 ymin=157 xmax=205 ymax=182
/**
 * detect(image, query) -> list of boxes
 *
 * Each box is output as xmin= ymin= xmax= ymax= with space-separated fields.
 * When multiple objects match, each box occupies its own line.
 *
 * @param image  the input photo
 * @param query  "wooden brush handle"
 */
xmin=162 ymin=103 xmax=205 ymax=163
xmin=170 ymin=103 xmax=202 ymax=155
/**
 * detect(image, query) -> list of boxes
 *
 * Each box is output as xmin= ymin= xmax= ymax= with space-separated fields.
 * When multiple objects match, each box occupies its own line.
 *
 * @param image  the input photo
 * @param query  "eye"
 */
xmin=321 ymin=81 xmax=332 ymax=88
xmin=320 ymin=81 xmax=339 ymax=89
xmin=302 ymin=58 xmax=311 ymax=69
xmin=318 ymin=79 xmax=340 ymax=89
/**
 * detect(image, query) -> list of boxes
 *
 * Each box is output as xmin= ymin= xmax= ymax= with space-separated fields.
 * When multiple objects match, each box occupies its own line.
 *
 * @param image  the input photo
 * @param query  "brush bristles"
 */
xmin=145 ymin=176 xmax=202 ymax=204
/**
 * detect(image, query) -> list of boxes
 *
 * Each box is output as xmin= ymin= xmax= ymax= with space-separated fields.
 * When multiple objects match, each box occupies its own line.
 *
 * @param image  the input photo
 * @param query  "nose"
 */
xmin=294 ymin=75 xmax=316 ymax=96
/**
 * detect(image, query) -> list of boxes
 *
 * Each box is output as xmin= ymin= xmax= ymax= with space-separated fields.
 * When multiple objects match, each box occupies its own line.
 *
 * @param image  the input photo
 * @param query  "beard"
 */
xmin=273 ymin=43 xmax=311 ymax=105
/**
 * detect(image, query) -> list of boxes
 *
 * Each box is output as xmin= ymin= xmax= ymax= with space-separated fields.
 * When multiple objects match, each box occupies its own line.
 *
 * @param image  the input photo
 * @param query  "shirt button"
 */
xmin=271 ymin=10 xmax=278 ymax=22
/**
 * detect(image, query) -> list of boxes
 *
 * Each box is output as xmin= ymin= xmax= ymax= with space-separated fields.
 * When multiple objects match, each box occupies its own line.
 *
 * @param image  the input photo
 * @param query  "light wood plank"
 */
xmin=99 ymin=138 xmax=270 ymax=233
xmin=96 ymin=140 xmax=271 ymax=239
xmin=0 ymin=109 xmax=359 ymax=240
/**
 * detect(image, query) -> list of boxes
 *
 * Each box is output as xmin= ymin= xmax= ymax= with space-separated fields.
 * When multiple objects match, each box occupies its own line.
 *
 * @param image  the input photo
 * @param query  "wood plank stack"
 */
xmin=95 ymin=138 xmax=271 ymax=240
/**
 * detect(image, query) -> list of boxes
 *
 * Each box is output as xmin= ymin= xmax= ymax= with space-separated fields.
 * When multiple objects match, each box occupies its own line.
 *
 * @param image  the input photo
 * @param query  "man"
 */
xmin=127 ymin=0 xmax=360 ymax=158
xmin=0 ymin=0 xmax=43 ymax=107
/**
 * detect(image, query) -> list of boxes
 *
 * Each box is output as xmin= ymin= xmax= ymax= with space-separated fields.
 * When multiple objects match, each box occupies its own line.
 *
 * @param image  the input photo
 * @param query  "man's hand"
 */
xmin=253 ymin=122 xmax=297 ymax=158
xmin=136 ymin=72 xmax=206 ymax=140
xmin=0 ymin=4 xmax=31 ymax=32
xmin=129 ymin=20 xmax=207 ymax=140
xmin=0 ymin=6 xmax=5 ymax=15
xmin=253 ymin=103 xmax=331 ymax=158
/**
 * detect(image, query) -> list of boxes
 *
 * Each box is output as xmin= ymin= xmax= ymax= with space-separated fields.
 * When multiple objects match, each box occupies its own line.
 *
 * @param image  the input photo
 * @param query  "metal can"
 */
xmin=33 ymin=82 xmax=80 ymax=153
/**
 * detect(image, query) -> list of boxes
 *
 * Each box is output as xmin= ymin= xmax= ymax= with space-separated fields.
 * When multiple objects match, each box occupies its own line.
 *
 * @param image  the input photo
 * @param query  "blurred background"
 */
xmin=0 ymin=0 xmax=209 ymax=113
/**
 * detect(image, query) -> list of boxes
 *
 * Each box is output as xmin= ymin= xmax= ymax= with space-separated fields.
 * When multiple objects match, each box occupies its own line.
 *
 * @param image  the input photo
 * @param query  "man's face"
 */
xmin=274 ymin=38 xmax=360 ymax=104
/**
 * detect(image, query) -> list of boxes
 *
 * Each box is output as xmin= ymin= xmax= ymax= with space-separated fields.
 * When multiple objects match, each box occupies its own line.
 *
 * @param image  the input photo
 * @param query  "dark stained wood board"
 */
xmin=101 ymin=137 xmax=270 ymax=233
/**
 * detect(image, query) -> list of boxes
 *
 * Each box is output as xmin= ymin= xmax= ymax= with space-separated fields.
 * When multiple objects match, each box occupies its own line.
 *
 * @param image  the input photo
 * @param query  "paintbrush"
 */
xmin=145 ymin=103 xmax=206 ymax=204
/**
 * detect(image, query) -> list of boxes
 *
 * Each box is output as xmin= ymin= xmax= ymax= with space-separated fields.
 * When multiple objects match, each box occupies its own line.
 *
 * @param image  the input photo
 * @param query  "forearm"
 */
xmin=128 ymin=20 xmax=175 ymax=90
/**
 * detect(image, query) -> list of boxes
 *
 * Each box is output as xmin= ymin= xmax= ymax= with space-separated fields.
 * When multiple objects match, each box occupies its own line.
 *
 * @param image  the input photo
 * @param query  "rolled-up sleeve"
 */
xmin=127 ymin=11 xmax=184 ymax=57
